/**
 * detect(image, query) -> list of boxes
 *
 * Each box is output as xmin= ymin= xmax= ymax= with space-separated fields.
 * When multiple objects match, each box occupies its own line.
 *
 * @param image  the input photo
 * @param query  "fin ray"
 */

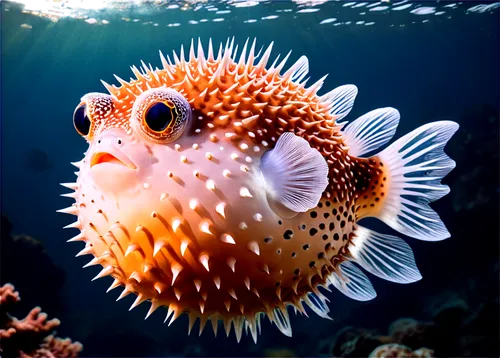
xmin=351 ymin=225 xmax=422 ymax=283
xmin=303 ymin=292 xmax=331 ymax=319
xmin=320 ymin=85 xmax=358 ymax=124
xmin=271 ymin=306 xmax=292 ymax=337
xmin=260 ymin=132 xmax=329 ymax=214
xmin=376 ymin=121 xmax=459 ymax=241
xmin=342 ymin=108 xmax=400 ymax=157
xmin=329 ymin=261 xmax=376 ymax=301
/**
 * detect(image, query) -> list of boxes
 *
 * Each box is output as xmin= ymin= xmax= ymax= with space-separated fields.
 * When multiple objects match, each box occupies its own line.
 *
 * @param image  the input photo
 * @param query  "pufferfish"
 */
xmin=59 ymin=38 xmax=459 ymax=342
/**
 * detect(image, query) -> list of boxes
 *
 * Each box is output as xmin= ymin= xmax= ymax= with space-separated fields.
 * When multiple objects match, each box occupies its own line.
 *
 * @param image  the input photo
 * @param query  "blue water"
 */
xmin=1 ymin=1 xmax=499 ymax=356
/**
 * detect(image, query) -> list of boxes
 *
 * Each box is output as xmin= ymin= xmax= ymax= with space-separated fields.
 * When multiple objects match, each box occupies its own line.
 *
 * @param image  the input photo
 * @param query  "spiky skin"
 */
xmin=61 ymin=39 xmax=388 ymax=340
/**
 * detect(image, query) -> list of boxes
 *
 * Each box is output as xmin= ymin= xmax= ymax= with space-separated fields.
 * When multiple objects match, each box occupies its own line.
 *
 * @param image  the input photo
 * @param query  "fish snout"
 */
xmin=90 ymin=135 xmax=137 ymax=170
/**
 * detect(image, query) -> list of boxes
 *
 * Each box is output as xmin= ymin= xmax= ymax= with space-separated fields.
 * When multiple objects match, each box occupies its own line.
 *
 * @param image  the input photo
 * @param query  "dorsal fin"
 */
xmin=342 ymin=107 xmax=400 ymax=157
xmin=320 ymin=84 xmax=358 ymax=125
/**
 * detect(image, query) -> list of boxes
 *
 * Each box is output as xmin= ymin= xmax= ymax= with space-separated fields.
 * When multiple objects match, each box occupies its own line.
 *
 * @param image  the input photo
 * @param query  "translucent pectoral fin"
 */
xmin=260 ymin=132 xmax=329 ymax=216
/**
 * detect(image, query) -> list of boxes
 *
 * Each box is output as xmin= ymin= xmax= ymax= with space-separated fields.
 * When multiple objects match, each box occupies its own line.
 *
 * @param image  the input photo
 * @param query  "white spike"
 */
xmin=180 ymin=240 xmax=188 ymax=256
xmin=216 ymin=41 xmax=223 ymax=61
xmin=239 ymin=187 xmax=253 ymax=198
xmin=247 ymin=241 xmax=260 ymax=255
xmin=140 ymin=60 xmax=149 ymax=74
xmin=159 ymin=51 xmax=173 ymax=78
xmin=125 ymin=243 xmax=139 ymax=257
xmin=255 ymin=42 xmax=273 ymax=70
xmin=171 ymin=264 xmax=182 ymax=285
xmin=238 ymin=38 xmax=250 ymax=68
xmin=304 ymin=74 xmax=328 ymax=97
xmin=66 ymin=233 xmax=85 ymax=243
xmin=82 ymin=257 xmax=101 ymax=268
xmin=179 ymin=44 xmax=186 ymax=65
xmin=145 ymin=299 xmax=160 ymax=319
xmin=116 ymin=285 xmax=132 ymax=301
xmin=197 ymin=38 xmax=206 ymax=70
xmin=274 ymin=51 xmax=292 ymax=74
xmin=106 ymin=279 xmax=121 ymax=293
xmin=214 ymin=276 xmax=221 ymax=289
xmin=91 ymin=266 xmax=113 ymax=281
xmin=129 ymin=294 xmax=145 ymax=311
xmin=245 ymin=38 xmax=257 ymax=73
xmin=60 ymin=182 xmax=78 ymax=190
xmin=167 ymin=307 xmax=181 ymax=326
xmin=61 ymin=192 xmax=77 ymax=199
xmin=207 ymin=38 xmax=214 ymax=61
xmin=113 ymin=74 xmax=128 ymax=86
xmin=200 ymin=221 xmax=213 ymax=235
xmin=206 ymin=180 xmax=216 ymax=190
xmin=64 ymin=220 xmax=81 ymax=230
xmin=215 ymin=202 xmax=226 ymax=218
xmin=75 ymin=245 xmax=92 ymax=257
xmin=100 ymin=79 xmax=117 ymax=96
xmin=220 ymin=233 xmax=236 ymax=245
xmin=174 ymin=288 xmax=182 ymax=300
xmin=153 ymin=240 xmax=167 ymax=257
xmin=172 ymin=49 xmax=180 ymax=65
xmin=172 ymin=219 xmax=181 ymax=232
xmin=165 ymin=306 xmax=175 ymax=323
xmin=199 ymin=254 xmax=210 ymax=271
xmin=226 ymin=257 xmax=236 ymax=272
xmin=189 ymin=199 xmax=198 ymax=210
xmin=283 ymin=55 xmax=309 ymax=82
xmin=189 ymin=38 xmax=196 ymax=62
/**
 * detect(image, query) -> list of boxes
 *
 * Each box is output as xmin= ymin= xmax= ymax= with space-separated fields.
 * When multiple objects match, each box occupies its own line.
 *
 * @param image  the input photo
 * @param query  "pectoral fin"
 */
xmin=259 ymin=132 xmax=329 ymax=218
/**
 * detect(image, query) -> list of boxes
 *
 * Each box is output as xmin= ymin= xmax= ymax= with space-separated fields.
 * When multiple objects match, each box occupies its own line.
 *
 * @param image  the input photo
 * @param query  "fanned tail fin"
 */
xmin=329 ymin=114 xmax=459 ymax=297
xmin=375 ymin=120 xmax=459 ymax=241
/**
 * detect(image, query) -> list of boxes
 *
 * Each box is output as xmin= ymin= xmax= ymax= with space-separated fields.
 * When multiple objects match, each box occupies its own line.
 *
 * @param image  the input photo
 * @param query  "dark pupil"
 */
xmin=145 ymin=102 xmax=174 ymax=132
xmin=74 ymin=105 xmax=91 ymax=135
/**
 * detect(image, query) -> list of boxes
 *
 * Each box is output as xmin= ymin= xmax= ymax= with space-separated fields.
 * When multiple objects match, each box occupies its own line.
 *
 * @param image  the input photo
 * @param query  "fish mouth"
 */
xmin=91 ymin=152 xmax=137 ymax=169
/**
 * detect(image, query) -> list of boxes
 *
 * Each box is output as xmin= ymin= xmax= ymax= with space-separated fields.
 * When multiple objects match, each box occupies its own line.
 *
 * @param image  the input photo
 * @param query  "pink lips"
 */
xmin=90 ymin=152 xmax=137 ymax=169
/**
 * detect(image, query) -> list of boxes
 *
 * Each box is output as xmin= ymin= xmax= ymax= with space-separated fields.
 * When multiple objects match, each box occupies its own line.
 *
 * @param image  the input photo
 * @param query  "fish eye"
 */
xmin=132 ymin=88 xmax=191 ymax=144
xmin=73 ymin=103 xmax=92 ymax=136
xmin=144 ymin=102 xmax=175 ymax=133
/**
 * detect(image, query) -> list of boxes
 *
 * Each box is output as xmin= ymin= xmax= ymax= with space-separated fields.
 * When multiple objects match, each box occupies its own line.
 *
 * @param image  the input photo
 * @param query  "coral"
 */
xmin=332 ymin=291 xmax=499 ymax=358
xmin=0 ymin=284 xmax=82 ymax=358
xmin=264 ymin=348 xmax=297 ymax=357
xmin=331 ymin=327 xmax=388 ymax=357
xmin=368 ymin=344 xmax=434 ymax=358
xmin=388 ymin=318 xmax=436 ymax=350
xmin=0 ymin=215 xmax=66 ymax=316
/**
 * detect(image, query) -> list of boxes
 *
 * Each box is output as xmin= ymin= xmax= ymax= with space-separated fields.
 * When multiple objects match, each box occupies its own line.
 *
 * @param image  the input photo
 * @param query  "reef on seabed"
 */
xmin=0 ymin=283 xmax=83 ymax=358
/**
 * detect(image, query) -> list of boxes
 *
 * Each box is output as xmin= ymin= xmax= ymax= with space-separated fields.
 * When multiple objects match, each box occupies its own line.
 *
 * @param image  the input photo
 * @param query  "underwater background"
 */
xmin=1 ymin=0 xmax=499 ymax=357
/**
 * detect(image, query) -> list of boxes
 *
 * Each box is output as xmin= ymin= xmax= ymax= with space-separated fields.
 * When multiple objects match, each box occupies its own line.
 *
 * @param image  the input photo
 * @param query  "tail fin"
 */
xmin=376 ymin=121 xmax=459 ymax=241
xmin=328 ymin=120 xmax=459 ymax=294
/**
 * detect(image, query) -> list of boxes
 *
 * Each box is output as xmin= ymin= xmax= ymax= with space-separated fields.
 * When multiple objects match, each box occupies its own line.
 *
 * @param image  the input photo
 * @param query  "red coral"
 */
xmin=0 ymin=284 xmax=82 ymax=358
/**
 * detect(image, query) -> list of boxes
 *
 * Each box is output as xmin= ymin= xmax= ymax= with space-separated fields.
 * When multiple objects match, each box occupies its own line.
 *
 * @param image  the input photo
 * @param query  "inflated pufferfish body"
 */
xmin=60 ymin=38 xmax=459 ymax=341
